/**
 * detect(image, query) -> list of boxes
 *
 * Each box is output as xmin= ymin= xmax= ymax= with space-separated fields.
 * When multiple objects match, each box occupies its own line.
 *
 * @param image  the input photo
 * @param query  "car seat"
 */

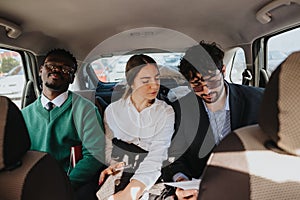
xmin=198 ymin=51 xmax=300 ymax=200
xmin=0 ymin=96 xmax=74 ymax=200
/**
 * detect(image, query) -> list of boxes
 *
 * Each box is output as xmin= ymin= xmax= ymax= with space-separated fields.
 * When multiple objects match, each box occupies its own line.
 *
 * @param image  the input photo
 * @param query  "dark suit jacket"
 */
xmin=162 ymin=83 xmax=264 ymax=181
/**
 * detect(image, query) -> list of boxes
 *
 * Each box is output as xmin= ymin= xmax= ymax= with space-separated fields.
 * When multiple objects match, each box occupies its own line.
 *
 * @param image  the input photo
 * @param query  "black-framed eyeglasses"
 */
xmin=190 ymin=72 xmax=222 ymax=92
xmin=43 ymin=63 xmax=75 ymax=74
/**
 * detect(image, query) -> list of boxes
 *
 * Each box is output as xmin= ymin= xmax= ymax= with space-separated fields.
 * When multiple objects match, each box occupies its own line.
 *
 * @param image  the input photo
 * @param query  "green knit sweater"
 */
xmin=21 ymin=91 xmax=105 ymax=188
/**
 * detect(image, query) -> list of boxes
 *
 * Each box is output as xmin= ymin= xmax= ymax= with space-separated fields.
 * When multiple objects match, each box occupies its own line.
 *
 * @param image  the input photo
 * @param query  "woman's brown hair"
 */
xmin=123 ymin=54 xmax=158 ymax=99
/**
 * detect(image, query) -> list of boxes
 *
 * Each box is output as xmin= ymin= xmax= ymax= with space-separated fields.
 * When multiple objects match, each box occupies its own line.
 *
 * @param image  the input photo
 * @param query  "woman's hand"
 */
xmin=108 ymin=190 xmax=129 ymax=200
xmin=98 ymin=162 xmax=125 ymax=185
xmin=109 ymin=179 xmax=146 ymax=200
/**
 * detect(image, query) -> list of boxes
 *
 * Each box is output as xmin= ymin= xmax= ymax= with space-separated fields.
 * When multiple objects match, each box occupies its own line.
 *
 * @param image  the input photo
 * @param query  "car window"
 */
xmin=231 ymin=49 xmax=247 ymax=84
xmin=91 ymin=52 xmax=184 ymax=83
xmin=0 ymin=49 xmax=25 ymax=108
xmin=267 ymin=27 xmax=300 ymax=75
xmin=224 ymin=48 xmax=247 ymax=84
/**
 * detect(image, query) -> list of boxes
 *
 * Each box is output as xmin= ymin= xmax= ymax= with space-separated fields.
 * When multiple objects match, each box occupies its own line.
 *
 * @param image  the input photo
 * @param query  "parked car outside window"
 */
xmin=0 ymin=65 xmax=25 ymax=107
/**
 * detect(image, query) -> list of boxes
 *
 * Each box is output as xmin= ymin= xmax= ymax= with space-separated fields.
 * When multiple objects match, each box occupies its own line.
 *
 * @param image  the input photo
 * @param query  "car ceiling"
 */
xmin=0 ymin=0 xmax=300 ymax=61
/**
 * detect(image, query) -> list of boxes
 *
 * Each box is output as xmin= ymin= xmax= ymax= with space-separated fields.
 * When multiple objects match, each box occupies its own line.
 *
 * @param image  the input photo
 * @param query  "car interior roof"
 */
xmin=0 ymin=0 xmax=300 ymax=61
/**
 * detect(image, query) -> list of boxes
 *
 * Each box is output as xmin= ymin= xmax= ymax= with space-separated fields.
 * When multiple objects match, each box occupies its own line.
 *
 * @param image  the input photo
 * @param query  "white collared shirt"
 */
xmin=41 ymin=91 xmax=69 ymax=110
xmin=104 ymin=96 xmax=175 ymax=188
xmin=204 ymin=83 xmax=231 ymax=144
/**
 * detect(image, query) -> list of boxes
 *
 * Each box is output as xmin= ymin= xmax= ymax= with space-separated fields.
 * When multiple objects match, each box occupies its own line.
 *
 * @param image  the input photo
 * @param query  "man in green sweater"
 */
xmin=21 ymin=49 xmax=105 ymax=199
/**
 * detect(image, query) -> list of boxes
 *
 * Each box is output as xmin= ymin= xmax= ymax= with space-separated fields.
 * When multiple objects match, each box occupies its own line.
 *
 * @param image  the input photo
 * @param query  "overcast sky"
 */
xmin=268 ymin=27 xmax=300 ymax=53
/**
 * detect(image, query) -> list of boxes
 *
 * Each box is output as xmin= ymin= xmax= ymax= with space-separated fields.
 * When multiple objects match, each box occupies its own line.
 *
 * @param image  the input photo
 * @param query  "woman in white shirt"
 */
xmin=98 ymin=54 xmax=175 ymax=200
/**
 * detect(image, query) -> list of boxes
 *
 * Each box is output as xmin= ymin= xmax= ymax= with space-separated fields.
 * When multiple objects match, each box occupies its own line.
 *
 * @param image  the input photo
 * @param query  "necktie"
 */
xmin=46 ymin=102 xmax=54 ymax=111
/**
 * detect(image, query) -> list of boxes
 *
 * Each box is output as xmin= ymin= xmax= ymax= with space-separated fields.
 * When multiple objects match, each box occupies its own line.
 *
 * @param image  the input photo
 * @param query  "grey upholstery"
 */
xmin=198 ymin=52 xmax=300 ymax=200
xmin=22 ymin=80 xmax=37 ymax=108
xmin=74 ymin=90 xmax=107 ymax=116
xmin=0 ymin=96 xmax=74 ymax=200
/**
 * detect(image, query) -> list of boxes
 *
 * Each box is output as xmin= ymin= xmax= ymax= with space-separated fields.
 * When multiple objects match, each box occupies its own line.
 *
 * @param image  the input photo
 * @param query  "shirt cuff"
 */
xmin=173 ymin=172 xmax=189 ymax=182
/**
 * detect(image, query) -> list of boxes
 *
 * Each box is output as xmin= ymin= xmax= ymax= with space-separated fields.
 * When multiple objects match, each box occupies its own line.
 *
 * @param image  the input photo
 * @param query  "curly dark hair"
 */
xmin=179 ymin=40 xmax=224 ymax=81
xmin=44 ymin=48 xmax=78 ymax=72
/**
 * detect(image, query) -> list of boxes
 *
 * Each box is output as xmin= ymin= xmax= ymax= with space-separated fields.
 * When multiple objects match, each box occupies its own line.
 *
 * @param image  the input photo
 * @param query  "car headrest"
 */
xmin=0 ymin=96 xmax=31 ymax=170
xmin=259 ymin=51 xmax=300 ymax=156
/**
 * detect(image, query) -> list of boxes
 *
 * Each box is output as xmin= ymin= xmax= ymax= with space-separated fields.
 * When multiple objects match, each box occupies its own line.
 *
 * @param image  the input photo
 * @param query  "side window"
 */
xmin=224 ymin=47 xmax=247 ymax=84
xmin=0 ymin=48 xmax=25 ymax=108
xmin=267 ymin=27 xmax=300 ymax=75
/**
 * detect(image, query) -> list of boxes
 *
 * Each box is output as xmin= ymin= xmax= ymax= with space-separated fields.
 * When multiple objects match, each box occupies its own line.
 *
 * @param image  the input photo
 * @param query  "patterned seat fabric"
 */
xmin=0 ymin=96 xmax=74 ymax=200
xmin=198 ymin=52 xmax=300 ymax=200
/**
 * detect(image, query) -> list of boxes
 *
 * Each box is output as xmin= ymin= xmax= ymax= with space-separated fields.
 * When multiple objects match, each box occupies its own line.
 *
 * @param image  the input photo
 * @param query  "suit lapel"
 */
xmin=229 ymin=84 xmax=245 ymax=130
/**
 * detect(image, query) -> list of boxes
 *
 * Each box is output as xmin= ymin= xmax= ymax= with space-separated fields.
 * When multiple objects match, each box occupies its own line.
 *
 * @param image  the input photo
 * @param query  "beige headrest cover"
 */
xmin=259 ymin=51 xmax=300 ymax=156
xmin=0 ymin=96 xmax=30 ymax=170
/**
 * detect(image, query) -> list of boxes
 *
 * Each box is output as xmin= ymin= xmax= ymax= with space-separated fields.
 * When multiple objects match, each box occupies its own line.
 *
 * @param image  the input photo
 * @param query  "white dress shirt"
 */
xmin=204 ymin=83 xmax=231 ymax=144
xmin=104 ymin=96 xmax=175 ymax=189
xmin=41 ymin=91 xmax=69 ymax=109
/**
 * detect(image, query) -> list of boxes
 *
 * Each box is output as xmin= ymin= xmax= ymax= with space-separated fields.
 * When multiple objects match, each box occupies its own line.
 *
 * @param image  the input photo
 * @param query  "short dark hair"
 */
xmin=44 ymin=49 xmax=78 ymax=72
xmin=179 ymin=40 xmax=224 ymax=81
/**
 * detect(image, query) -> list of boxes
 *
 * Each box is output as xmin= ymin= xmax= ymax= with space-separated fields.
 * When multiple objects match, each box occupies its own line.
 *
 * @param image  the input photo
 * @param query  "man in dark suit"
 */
xmin=162 ymin=41 xmax=264 ymax=200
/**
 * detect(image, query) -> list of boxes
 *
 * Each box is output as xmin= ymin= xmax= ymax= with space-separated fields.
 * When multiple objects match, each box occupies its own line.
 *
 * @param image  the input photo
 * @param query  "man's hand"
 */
xmin=175 ymin=178 xmax=198 ymax=200
xmin=175 ymin=188 xmax=198 ymax=200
